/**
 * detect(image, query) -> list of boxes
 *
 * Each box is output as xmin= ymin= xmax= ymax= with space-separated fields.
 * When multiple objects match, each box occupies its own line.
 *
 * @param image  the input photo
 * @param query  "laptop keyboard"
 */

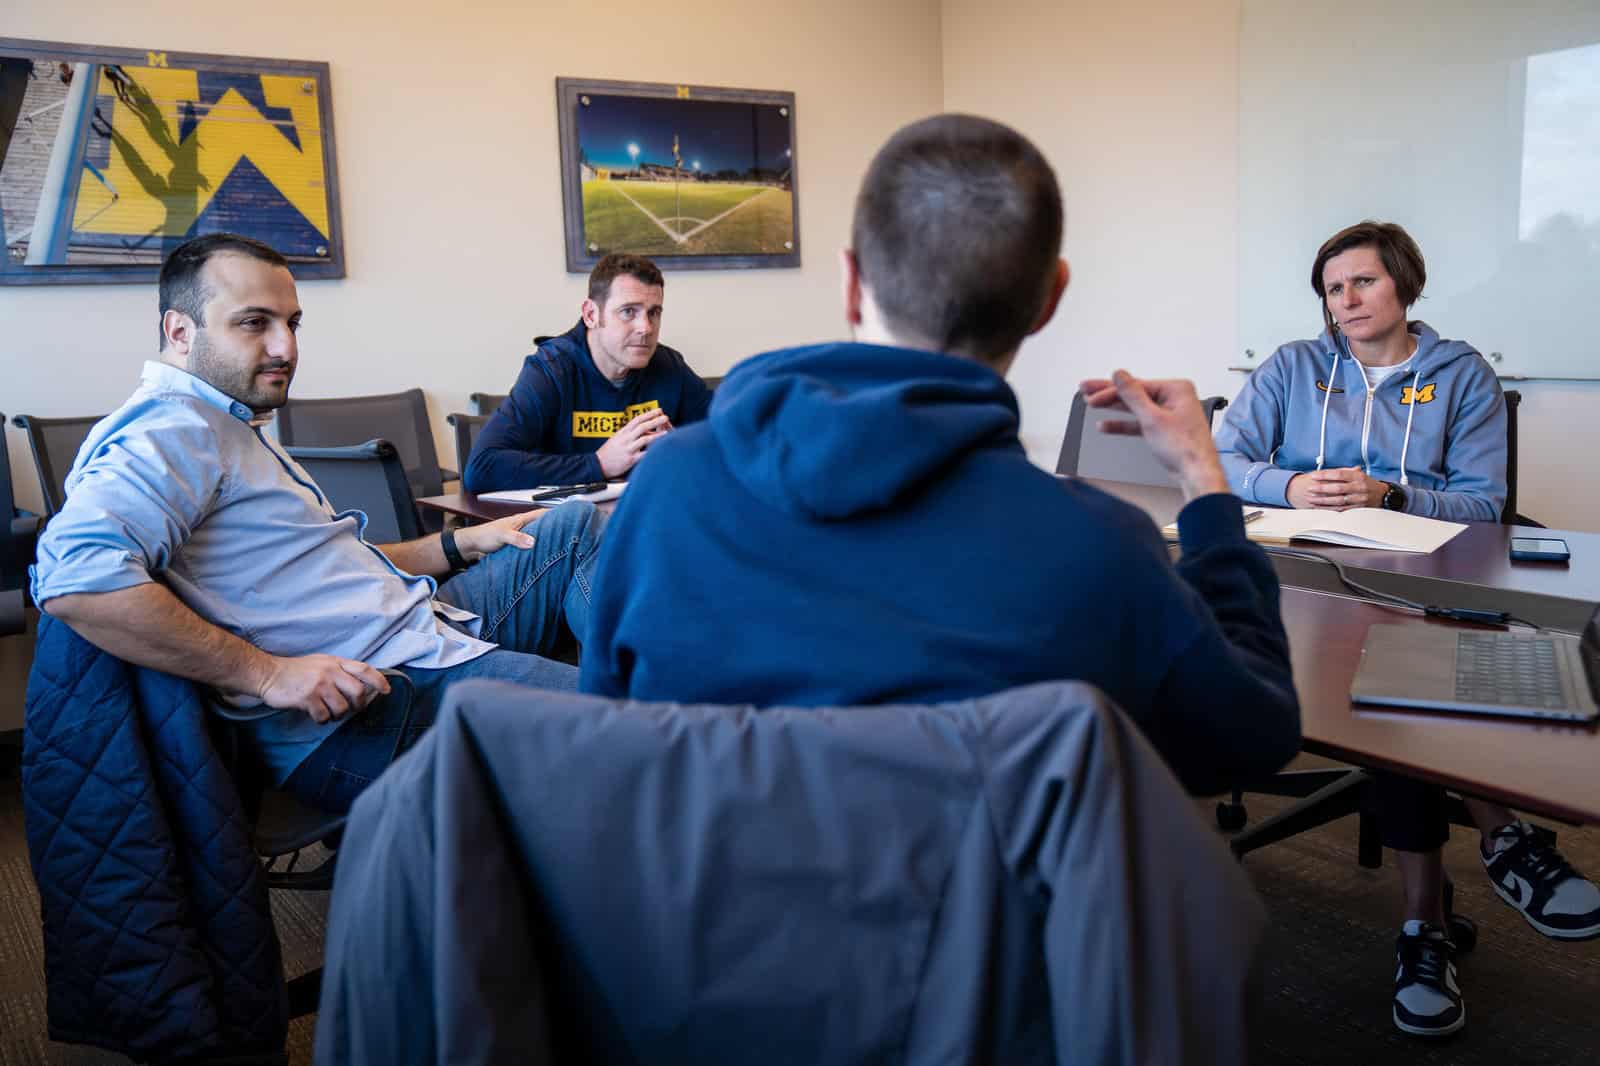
xmin=1455 ymin=632 xmax=1567 ymax=708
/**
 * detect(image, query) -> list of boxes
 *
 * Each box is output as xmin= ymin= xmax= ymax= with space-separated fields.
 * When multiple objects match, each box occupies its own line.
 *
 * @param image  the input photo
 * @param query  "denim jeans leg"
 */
xmin=436 ymin=500 xmax=608 ymax=652
xmin=282 ymin=686 xmax=439 ymax=814
xmin=283 ymin=649 xmax=581 ymax=814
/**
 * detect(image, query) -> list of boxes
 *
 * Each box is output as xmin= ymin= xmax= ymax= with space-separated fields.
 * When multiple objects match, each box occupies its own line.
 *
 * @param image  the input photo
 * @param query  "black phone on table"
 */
xmin=1509 ymin=537 xmax=1571 ymax=564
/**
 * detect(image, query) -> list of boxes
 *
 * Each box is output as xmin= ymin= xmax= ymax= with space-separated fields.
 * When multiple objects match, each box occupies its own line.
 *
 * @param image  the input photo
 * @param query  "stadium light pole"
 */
xmin=627 ymin=142 xmax=639 ymax=175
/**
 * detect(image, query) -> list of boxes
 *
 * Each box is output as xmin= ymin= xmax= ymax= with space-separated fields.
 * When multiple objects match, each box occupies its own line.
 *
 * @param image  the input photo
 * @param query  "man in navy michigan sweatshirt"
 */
xmin=579 ymin=115 xmax=1299 ymax=796
xmin=464 ymin=254 xmax=713 ymax=489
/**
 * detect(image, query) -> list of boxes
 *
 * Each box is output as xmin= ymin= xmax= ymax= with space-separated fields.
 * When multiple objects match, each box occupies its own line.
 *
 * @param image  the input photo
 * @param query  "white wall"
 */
xmin=941 ymin=0 xmax=1600 ymax=531
xmin=1 ymin=0 xmax=945 ymax=513
xmin=940 ymin=0 xmax=1243 ymax=467
xmin=7 ymin=0 xmax=1596 ymax=530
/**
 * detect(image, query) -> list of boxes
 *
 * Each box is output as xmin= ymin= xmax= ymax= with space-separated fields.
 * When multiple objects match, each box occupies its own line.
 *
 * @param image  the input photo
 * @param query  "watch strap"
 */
xmin=440 ymin=526 xmax=469 ymax=571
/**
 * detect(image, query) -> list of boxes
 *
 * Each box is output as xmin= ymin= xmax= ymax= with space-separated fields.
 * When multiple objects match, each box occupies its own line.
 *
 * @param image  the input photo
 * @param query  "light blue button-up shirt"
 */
xmin=31 ymin=361 xmax=494 ymax=780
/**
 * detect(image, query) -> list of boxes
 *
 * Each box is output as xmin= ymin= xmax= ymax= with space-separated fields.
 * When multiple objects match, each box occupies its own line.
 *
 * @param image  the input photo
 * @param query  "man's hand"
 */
xmin=455 ymin=509 xmax=542 ymax=561
xmin=1286 ymin=467 xmax=1385 ymax=510
xmin=1079 ymin=371 xmax=1229 ymax=501
xmin=256 ymin=654 xmax=390 ymax=724
xmin=595 ymin=408 xmax=671 ymax=478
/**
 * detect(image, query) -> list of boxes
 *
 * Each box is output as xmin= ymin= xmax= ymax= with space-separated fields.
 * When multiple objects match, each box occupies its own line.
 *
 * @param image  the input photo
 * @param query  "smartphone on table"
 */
xmin=1509 ymin=537 xmax=1571 ymax=564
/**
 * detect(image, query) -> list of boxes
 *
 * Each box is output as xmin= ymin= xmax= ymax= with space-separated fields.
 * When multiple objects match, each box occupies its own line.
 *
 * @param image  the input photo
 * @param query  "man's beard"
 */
xmin=188 ymin=331 xmax=293 ymax=410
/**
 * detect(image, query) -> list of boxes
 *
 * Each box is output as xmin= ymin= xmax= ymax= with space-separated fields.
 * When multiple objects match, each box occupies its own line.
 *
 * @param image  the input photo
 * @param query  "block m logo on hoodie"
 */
xmin=573 ymin=400 xmax=661 ymax=438
xmin=1400 ymin=383 xmax=1436 ymax=406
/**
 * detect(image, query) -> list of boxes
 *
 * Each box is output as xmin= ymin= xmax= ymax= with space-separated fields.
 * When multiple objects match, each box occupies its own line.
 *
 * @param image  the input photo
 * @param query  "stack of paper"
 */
xmin=478 ymin=482 xmax=628 ymax=507
xmin=1165 ymin=504 xmax=1466 ymax=554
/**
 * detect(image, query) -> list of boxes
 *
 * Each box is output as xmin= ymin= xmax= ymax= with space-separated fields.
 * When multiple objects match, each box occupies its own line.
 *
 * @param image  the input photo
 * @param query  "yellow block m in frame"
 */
xmin=1400 ymin=383 xmax=1436 ymax=406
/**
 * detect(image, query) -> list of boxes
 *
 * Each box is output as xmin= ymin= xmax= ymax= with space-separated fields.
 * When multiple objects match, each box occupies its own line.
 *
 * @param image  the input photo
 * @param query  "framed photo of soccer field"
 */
xmin=0 ymin=37 xmax=343 ymax=285
xmin=556 ymin=77 xmax=800 ymax=272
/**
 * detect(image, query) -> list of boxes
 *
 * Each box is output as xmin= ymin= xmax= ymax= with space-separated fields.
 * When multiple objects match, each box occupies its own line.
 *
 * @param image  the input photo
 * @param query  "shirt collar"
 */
xmin=140 ymin=360 xmax=269 ymax=425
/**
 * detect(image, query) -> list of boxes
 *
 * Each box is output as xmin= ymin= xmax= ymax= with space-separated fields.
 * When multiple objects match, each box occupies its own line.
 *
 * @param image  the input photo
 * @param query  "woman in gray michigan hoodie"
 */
xmin=1216 ymin=220 xmax=1599 ymax=1041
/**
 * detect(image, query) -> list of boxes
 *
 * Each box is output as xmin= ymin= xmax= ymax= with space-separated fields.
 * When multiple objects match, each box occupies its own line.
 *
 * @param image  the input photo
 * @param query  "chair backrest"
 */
xmin=469 ymin=391 xmax=507 ymax=416
xmin=11 ymin=413 xmax=102 ymax=514
xmin=316 ymin=680 xmax=1265 ymax=1063
xmin=285 ymin=440 xmax=422 ymax=544
xmin=1 ymin=415 xmax=29 ymax=635
xmin=702 ymin=375 xmax=723 ymax=391
xmin=1056 ymin=392 xmax=1229 ymax=485
xmin=1502 ymin=389 xmax=1522 ymax=525
xmin=277 ymin=388 xmax=444 ymax=499
xmin=445 ymin=412 xmax=489 ymax=477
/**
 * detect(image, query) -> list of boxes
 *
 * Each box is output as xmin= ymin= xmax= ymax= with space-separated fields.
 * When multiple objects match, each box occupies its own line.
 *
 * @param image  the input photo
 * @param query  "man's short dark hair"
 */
xmin=158 ymin=233 xmax=288 ymax=349
xmin=851 ymin=114 xmax=1063 ymax=362
xmin=588 ymin=253 xmax=665 ymax=308
xmin=1311 ymin=221 xmax=1427 ymax=336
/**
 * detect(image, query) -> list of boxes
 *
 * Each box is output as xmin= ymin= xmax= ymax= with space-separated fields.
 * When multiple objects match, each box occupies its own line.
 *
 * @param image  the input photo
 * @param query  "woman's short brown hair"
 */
xmin=1310 ymin=220 xmax=1426 ymax=335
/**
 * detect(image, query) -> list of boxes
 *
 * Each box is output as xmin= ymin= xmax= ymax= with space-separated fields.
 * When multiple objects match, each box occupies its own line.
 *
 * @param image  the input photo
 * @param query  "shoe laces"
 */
xmin=1508 ymin=834 xmax=1580 ymax=886
xmin=1397 ymin=927 xmax=1455 ymax=988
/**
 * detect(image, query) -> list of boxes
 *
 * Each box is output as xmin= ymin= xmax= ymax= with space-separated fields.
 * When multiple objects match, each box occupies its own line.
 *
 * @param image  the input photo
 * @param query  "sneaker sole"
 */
xmin=1393 ymin=1004 xmax=1466 ymax=1038
xmin=1489 ymin=881 xmax=1600 ymax=940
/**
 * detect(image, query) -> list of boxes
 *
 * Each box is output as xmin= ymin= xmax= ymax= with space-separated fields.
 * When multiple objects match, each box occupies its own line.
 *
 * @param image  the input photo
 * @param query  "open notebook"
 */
xmin=478 ymin=482 xmax=628 ymax=507
xmin=1164 ymin=504 xmax=1466 ymax=554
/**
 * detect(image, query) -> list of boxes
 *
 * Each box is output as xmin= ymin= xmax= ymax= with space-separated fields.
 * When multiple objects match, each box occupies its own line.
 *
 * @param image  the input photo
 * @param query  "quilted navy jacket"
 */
xmin=22 ymin=614 xmax=289 ymax=1062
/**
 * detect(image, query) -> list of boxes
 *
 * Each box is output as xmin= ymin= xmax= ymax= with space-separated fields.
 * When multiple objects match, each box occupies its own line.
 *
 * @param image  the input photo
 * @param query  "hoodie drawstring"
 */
xmin=1315 ymin=349 xmax=1339 ymax=470
xmin=1397 ymin=368 xmax=1420 ymax=487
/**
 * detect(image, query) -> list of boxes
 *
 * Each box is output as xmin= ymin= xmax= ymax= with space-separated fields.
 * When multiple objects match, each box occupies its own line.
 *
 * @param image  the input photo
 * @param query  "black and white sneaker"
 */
xmin=1393 ymin=920 xmax=1465 ymax=1037
xmin=1482 ymin=822 xmax=1600 ymax=940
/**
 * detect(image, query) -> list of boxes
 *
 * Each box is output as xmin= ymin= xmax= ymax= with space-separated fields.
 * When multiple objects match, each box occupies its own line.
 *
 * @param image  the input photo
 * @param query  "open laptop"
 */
xmin=1350 ymin=604 xmax=1600 ymax=723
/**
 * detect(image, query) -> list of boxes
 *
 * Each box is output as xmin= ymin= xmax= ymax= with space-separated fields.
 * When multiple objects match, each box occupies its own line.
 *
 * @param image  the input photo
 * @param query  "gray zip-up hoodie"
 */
xmin=1214 ymin=321 xmax=1506 ymax=522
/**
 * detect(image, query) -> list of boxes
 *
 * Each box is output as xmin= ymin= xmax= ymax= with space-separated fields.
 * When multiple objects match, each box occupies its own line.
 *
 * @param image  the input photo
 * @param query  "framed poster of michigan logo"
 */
xmin=556 ymin=76 xmax=799 ymax=273
xmin=0 ymin=37 xmax=343 ymax=285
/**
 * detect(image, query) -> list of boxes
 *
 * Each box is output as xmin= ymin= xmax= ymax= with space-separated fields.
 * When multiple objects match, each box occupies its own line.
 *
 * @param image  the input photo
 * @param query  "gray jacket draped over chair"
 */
xmin=316 ymin=680 xmax=1266 ymax=1065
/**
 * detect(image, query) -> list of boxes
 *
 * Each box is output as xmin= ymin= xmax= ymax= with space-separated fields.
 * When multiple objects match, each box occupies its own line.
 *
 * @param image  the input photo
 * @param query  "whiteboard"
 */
xmin=1239 ymin=1 xmax=1600 ymax=381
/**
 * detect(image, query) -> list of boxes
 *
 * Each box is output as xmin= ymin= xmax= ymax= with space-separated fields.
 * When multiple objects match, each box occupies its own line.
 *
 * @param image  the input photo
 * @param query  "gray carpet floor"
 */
xmin=1 ymin=753 xmax=1597 ymax=1064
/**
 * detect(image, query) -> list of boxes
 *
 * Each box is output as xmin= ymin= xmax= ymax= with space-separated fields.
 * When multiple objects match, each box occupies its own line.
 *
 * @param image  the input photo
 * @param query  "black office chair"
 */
xmin=1056 ymin=392 xmax=1228 ymax=483
xmin=286 ymin=440 xmax=423 ymax=544
xmin=445 ymin=412 xmax=489 ymax=479
xmin=469 ymin=391 xmax=507 ymax=417
xmin=1501 ymin=389 xmax=1541 ymax=527
xmin=277 ymin=386 xmax=455 ymax=494
xmin=11 ymin=413 xmax=102 ymax=515
xmin=1 ymin=417 xmax=38 ymax=639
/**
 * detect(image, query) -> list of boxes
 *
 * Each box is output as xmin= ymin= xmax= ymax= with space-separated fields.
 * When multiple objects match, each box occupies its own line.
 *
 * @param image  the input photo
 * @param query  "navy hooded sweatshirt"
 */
xmin=464 ymin=319 xmax=713 ymax=490
xmin=579 ymin=342 xmax=1301 ymax=795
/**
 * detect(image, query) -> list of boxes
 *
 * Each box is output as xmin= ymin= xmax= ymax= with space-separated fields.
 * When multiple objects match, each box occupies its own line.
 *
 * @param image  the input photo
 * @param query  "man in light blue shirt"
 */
xmin=31 ymin=233 xmax=604 ymax=813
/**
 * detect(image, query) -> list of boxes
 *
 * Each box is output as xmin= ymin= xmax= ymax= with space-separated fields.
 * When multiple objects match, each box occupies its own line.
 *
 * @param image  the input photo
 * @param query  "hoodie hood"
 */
xmin=1317 ymin=320 xmax=1480 ymax=380
xmin=710 ymin=342 xmax=1021 ymax=520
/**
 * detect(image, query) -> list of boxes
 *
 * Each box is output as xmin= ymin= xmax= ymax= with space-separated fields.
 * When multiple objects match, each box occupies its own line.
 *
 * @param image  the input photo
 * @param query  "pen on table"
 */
xmin=528 ymin=481 xmax=609 ymax=501
xmin=1243 ymin=509 xmax=1264 ymax=525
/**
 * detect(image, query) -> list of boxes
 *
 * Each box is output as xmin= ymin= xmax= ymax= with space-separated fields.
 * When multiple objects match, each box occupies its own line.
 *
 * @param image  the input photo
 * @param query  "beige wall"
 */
xmin=0 ymin=0 xmax=944 ymax=512
xmin=6 ymin=0 xmax=1596 ymax=530
xmin=940 ymin=0 xmax=1599 ymax=531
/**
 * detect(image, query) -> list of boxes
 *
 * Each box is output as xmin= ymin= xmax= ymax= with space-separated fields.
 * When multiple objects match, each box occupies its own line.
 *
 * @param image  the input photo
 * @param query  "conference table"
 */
xmin=418 ymin=482 xmax=1600 ymax=824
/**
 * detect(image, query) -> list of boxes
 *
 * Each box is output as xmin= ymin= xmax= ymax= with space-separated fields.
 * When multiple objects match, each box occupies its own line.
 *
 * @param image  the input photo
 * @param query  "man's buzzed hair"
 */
xmin=851 ymin=114 xmax=1062 ymax=362
xmin=158 ymin=233 xmax=288 ymax=348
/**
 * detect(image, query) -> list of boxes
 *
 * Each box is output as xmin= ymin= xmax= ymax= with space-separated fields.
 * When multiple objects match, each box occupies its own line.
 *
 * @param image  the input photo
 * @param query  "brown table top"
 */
xmin=417 ymin=492 xmax=542 ymax=522
xmin=1282 ymin=586 xmax=1600 ymax=824
xmin=1078 ymin=477 xmax=1600 ymax=629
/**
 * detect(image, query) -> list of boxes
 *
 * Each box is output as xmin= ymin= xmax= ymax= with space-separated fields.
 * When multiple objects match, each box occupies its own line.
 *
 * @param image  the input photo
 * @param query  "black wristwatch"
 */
xmin=440 ymin=526 xmax=470 ymax=571
xmin=1380 ymin=482 xmax=1408 ymax=512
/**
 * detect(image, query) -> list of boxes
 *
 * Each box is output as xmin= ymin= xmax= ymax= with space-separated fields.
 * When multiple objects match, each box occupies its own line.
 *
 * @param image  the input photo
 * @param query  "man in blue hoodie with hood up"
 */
xmin=579 ymin=114 xmax=1301 ymax=798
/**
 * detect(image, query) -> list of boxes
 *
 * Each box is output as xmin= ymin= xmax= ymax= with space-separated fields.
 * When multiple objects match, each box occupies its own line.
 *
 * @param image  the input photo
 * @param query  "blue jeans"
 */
xmin=284 ymin=501 xmax=606 ymax=813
